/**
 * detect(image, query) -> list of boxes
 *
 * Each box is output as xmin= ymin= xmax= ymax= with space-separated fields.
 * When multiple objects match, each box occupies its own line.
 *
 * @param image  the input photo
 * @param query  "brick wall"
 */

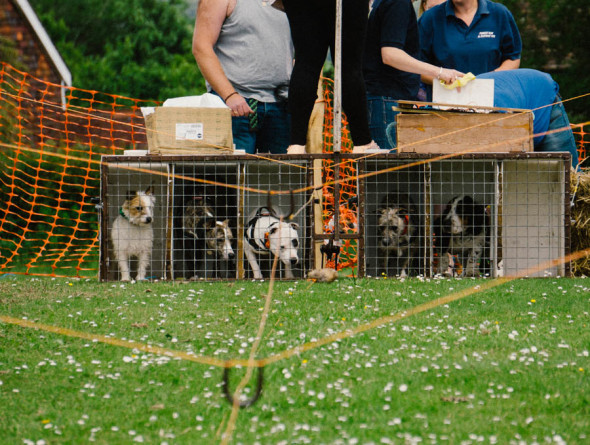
xmin=0 ymin=0 xmax=62 ymax=85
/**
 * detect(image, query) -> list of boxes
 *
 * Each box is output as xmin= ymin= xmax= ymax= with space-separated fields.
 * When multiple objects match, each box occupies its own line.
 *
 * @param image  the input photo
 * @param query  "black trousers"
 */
xmin=283 ymin=0 xmax=372 ymax=146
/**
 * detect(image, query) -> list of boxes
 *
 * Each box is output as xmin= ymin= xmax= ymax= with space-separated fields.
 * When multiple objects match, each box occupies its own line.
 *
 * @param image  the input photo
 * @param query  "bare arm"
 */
xmin=192 ymin=0 xmax=252 ymax=116
xmin=381 ymin=47 xmax=464 ymax=85
xmin=495 ymin=58 xmax=520 ymax=71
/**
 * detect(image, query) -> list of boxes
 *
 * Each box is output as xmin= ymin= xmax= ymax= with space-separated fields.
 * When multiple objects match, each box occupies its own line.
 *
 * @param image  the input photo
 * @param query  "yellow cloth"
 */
xmin=439 ymin=72 xmax=476 ymax=90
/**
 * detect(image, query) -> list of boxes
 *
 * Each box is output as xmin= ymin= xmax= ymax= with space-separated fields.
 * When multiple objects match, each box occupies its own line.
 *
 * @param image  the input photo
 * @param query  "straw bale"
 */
xmin=570 ymin=169 xmax=590 ymax=276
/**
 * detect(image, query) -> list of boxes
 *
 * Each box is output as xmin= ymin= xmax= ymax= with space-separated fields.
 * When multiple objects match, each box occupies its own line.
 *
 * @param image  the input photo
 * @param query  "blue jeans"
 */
xmin=232 ymin=100 xmax=290 ymax=154
xmin=367 ymin=96 xmax=398 ymax=151
xmin=536 ymin=98 xmax=579 ymax=170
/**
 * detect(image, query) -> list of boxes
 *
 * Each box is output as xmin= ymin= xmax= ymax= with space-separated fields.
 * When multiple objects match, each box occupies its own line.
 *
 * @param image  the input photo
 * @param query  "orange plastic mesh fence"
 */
xmin=0 ymin=63 xmax=156 ymax=277
xmin=0 ymin=63 xmax=588 ymax=278
xmin=573 ymin=123 xmax=588 ymax=167
xmin=320 ymin=79 xmax=359 ymax=274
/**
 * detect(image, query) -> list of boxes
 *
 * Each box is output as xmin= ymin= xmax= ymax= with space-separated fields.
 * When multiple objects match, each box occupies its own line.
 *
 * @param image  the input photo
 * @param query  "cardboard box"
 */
xmin=145 ymin=107 xmax=233 ymax=154
xmin=397 ymin=110 xmax=533 ymax=154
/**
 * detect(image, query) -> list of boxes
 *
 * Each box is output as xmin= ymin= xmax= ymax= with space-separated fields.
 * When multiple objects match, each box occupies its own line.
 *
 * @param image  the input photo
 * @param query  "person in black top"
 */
xmin=363 ymin=0 xmax=462 ymax=150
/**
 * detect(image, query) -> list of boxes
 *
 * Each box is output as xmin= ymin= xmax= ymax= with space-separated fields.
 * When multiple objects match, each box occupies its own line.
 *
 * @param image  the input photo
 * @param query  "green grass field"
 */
xmin=1 ymin=275 xmax=588 ymax=444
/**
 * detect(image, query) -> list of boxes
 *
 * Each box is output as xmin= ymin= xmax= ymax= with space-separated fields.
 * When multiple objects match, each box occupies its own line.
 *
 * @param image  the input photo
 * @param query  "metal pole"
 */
xmin=332 ymin=0 xmax=342 ymax=259
xmin=333 ymin=0 xmax=342 ymax=154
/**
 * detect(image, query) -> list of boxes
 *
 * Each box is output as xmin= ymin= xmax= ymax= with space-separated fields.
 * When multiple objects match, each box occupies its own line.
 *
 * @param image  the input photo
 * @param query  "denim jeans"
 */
xmin=536 ymin=98 xmax=579 ymax=170
xmin=232 ymin=100 xmax=290 ymax=154
xmin=367 ymin=95 xmax=399 ymax=151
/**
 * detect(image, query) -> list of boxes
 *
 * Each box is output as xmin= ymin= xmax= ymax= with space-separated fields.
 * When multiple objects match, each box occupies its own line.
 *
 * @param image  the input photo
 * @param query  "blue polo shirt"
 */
xmin=477 ymin=69 xmax=557 ymax=145
xmin=419 ymin=0 xmax=522 ymax=75
xmin=363 ymin=0 xmax=420 ymax=99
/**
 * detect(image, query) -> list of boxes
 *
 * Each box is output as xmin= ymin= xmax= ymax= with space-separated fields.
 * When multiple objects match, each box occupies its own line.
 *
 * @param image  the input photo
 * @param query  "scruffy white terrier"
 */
xmin=111 ymin=187 xmax=156 ymax=281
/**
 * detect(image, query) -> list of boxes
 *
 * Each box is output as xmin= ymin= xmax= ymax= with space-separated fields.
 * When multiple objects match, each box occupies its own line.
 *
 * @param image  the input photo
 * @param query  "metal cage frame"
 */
xmin=99 ymin=152 xmax=570 ymax=281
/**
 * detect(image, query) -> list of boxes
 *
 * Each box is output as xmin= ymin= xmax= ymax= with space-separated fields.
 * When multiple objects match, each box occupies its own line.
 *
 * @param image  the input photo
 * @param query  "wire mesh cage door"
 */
xmin=170 ymin=159 xmax=239 ymax=281
xmin=428 ymin=158 xmax=498 ymax=278
xmin=241 ymin=158 xmax=313 ymax=280
xmin=362 ymin=156 xmax=427 ymax=278
xmin=100 ymin=157 xmax=170 ymax=282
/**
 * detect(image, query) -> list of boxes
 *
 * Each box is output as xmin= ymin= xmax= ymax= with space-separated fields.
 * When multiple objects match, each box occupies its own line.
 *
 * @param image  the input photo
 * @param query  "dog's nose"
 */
xmin=381 ymin=238 xmax=390 ymax=246
xmin=228 ymin=252 xmax=235 ymax=260
xmin=290 ymin=258 xmax=298 ymax=266
xmin=145 ymin=217 xmax=152 ymax=223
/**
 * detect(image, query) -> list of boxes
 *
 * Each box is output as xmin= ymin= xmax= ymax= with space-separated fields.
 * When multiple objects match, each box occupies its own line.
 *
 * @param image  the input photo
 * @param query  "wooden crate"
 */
xmin=397 ymin=109 xmax=533 ymax=154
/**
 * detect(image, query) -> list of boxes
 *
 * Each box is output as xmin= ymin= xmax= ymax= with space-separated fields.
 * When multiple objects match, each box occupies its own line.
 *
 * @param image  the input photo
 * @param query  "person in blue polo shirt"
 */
xmin=363 ymin=0 xmax=463 ymax=150
xmin=419 ymin=0 xmax=522 ymax=82
xmin=477 ymin=69 xmax=579 ymax=169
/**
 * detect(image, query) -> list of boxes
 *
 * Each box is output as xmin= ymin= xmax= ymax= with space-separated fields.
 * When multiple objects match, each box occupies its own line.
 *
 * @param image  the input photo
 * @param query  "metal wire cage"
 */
xmin=100 ymin=152 xmax=570 ymax=281
xmin=100 ymin=155 xmax=314 ymax=281
xmin=361 ymin=153 xmax=570 ymax=278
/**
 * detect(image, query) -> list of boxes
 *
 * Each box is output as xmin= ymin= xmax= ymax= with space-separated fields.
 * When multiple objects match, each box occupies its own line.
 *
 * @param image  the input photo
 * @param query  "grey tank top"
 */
xmin=198 ymin=0 xmax=294 ymax=103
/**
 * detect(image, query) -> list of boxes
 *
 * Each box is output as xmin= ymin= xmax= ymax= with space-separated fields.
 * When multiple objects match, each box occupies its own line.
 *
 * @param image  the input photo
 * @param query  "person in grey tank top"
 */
xmin=193 ymin=0 xmax=294 ymax=154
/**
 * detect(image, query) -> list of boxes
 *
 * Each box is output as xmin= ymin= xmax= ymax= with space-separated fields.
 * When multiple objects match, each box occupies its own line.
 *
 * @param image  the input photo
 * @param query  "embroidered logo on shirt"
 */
xmin=478 ymin=31 xmax=496 ymax=39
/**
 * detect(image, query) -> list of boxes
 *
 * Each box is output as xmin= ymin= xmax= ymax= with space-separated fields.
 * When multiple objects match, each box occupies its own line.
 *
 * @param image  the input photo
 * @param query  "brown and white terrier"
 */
xmin=111 ymin=187 xmax=156 ymax=281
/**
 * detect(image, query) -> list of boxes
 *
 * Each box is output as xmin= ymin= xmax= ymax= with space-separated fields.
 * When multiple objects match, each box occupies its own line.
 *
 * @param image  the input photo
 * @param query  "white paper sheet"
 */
xmin=432 ymin=79 xmax=495 ymax=111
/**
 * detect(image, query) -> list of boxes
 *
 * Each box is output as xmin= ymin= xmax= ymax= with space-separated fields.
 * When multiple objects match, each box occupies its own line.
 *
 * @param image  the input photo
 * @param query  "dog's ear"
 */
xmin=125 ymin=190 xmax=136 ymax=201
xmin=289 ymin=222 xmax=299 ymax=230
xmin=144 ymin=186 xmax=153 ymax=196
xmin=443 ymin=197 xmax=458 ymax=216
xmin=462 ymin=195 xmax=474 ymax=205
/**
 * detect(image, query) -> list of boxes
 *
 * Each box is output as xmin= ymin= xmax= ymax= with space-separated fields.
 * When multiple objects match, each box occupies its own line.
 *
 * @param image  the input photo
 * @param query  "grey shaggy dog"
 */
xmin=377 ymin=193 xmax=421 ymax=277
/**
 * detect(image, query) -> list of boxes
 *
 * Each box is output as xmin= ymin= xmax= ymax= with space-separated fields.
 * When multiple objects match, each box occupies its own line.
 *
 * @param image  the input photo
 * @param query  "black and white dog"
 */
xmin=433 ymin=195 xmax=489 ymax=277
xmin=244 ymin=207 xmax=300 ymax=279
xmin=377 ymin=194 xmax=421 ymax=277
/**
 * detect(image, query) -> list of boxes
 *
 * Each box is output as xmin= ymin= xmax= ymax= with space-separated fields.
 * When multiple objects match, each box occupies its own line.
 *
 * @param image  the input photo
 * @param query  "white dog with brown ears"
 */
xmin=111 ymin=187 xmax=156 ymax=281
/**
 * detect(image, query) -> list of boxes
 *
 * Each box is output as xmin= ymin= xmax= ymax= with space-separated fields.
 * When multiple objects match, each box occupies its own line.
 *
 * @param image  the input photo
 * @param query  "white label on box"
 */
xmin=176 ymin=123 xmax=203 ymax=140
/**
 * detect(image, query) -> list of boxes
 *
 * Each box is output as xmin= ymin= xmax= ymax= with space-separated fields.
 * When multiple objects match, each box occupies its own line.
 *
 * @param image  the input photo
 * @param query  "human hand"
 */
xmin=438 ymin=68 xmax=465 ymax=86
xmin=225 ymin=93 xmax=253 ymax=117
